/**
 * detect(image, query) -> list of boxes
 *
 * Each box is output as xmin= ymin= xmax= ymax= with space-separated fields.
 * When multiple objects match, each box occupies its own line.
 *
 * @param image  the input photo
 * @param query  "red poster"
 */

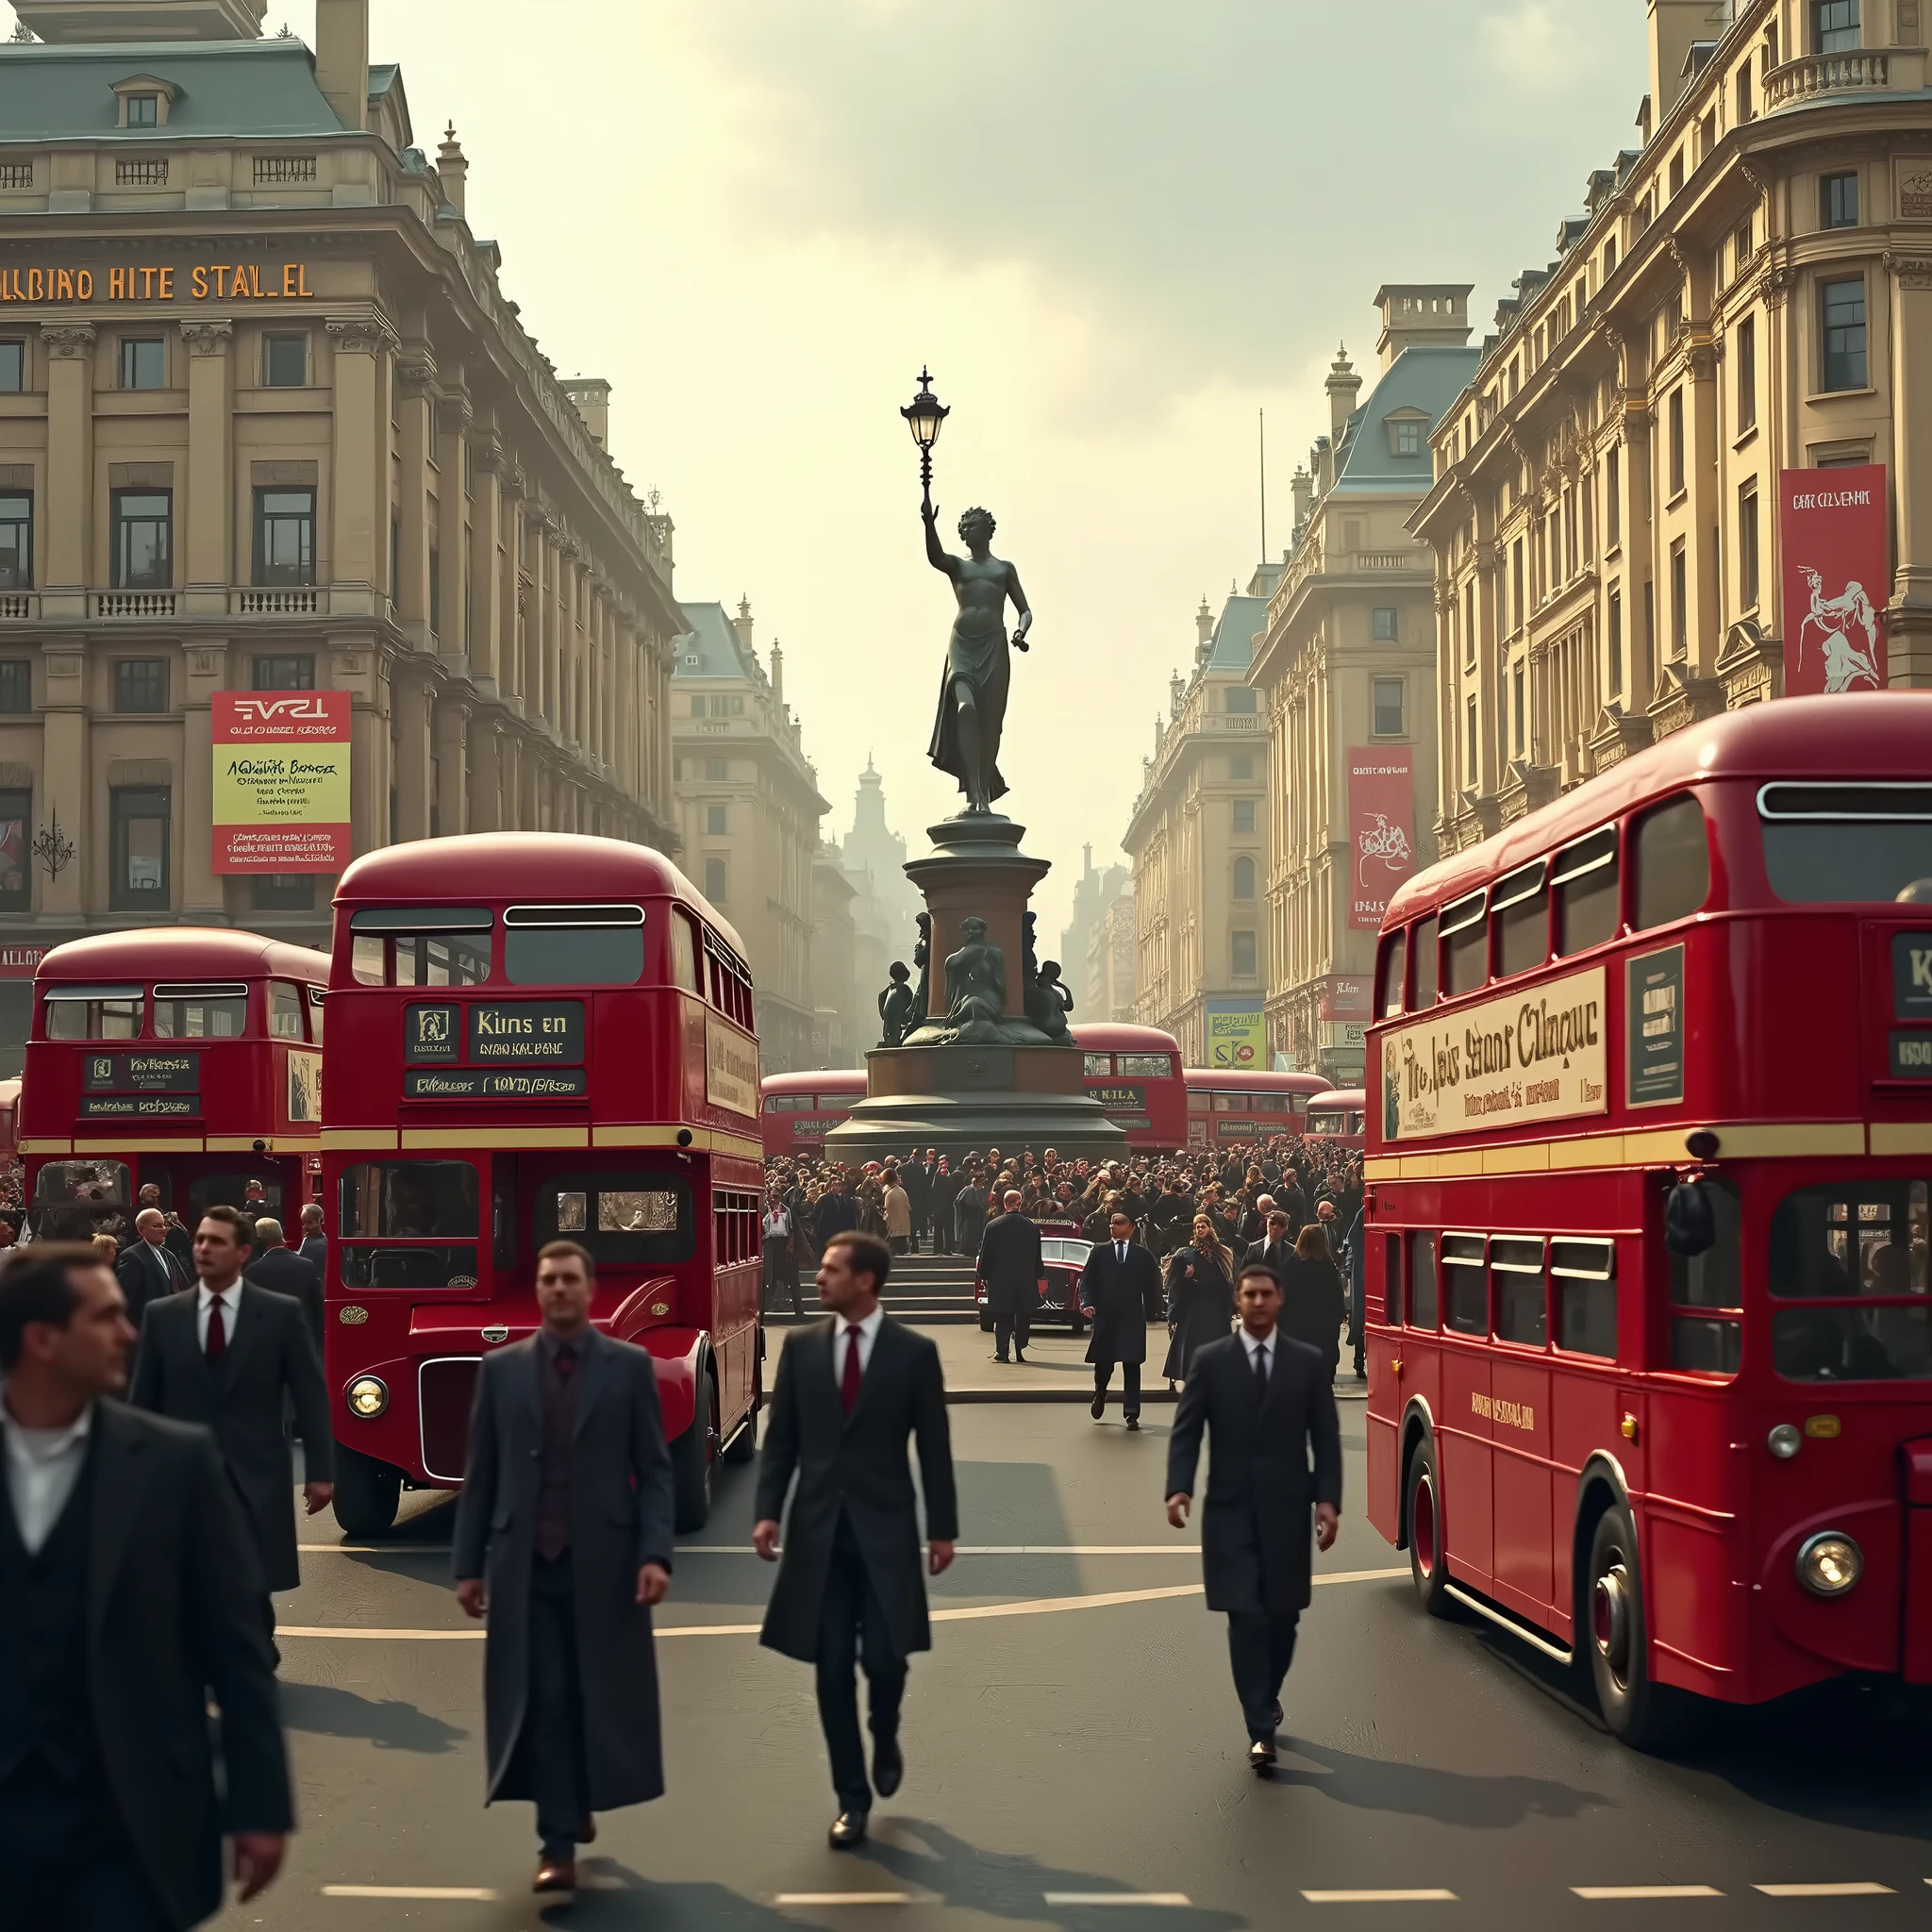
xmin=1780 ymin=465 xmax=1888 ymax=697
xmin=1347 ymin=747 xmax=1415 ymax=931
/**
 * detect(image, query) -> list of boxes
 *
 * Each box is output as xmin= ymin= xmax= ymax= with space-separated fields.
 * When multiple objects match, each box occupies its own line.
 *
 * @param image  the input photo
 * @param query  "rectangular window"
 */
xmin=1670 ymin=1177 xmax=1742 ymax=1373
xmin=1373 ymin=676 xmax=1404 ymax=737
xmin=1554 ymin=825 xmax=1620 ymax=955
xmin=690 ymin=694 xmax=707 ymax=717
xmin=1737 ymin=316 xmax=1757 ymax=432
xmin=111 ymin=489 xmax=171 ymax=589
xmin=1669 ymin=386 xmax=1685 ymax=495
xmin=1407 ymin=1232 xmax=1439 ymax=1330
xmin=704 ymin=758 xmax=727 ymax=782
xmin=0 ymin=341 xmax=21 ymax=392
xmin=120 ymin=338 xmax=164 ymax=390
xmin=0 ymin=784 xmax=27 ymax=909
xmin=263 ymin=332 xmax=308 ymax=387
xmin=1634 ymin=793 xmax=1710 ymax=930
xmin=1231 ymin=930 xmax=1257 ymax=978
xmin=1605 ymin=445 xmax=1620 ymax=547
xmin=502 ymin=904 xmax=645 ymax=988
xmin=704 ymin=856 xmax=727 ymax=904
xmin=1671 ymin=540 xmax=1688 ymax=658
xmin=0 ymin=491 xmax=30 ymax=590
xmin=253 ymin=487 xmax=315 ymax=587
xmin=1510 ymin=540 xmax=1524 ymax=630
xmin=252 ymin=653 xmax=314 ymax=691
xmin=1441 ymin=1233 xmax=1487 ymax=1336
xmin=151 ymin=984 xmax=247 ymax=1039
xmin=1373 ymin=607 xmax=1398 ymax=641
xmin=1814 ymin=0 xmax=1860 ymax=53
xmin=1229 ymin=755 xmax=1253 ymax=780
xmin=1383 ymin=1236 xmax=1404 ymax=1326
xmin=109 ymin=785 xmax=170 ymax=911
xmin=1739 ymin=483 xmax=1759 ymax=609
xmin=269 ymin=982 xmax=306 ymax=1039
xmin=0 ymin=660 xmax=28 ymax=713
xmin=1736 ymin=53 xmax=1754 ymax=124
xmin=252 ymin=874 xmax=315 ymax=911
xmin=1491 ymin=1235 xmax=1547 ymax=1347
xmin=1376 ymin=928 xmax=1407 ymax=1018
xmin=1607 ymin=587 xmax=1624 ymax=695
xmin=428 ymin=543 xmax=441 ymax=637
xmin=705 ymin=803 xmax=727 ymax=836
xmin=1512 ymin=659 xmax=1525 ymax=758
xmin=1394 ymin=420 xmax=1422 ymax=456
xmin=1232 ymin=798 xmax=1257 ymax=834
xmin=1412 ymin=912 xmax=1439 ymax=1007
xmin=1553 ymin=1239 xmax=1618 ymax=1359
xmin=1821 ymin=171 xmax=1859 ymax=232
xmin=1224 ymin=687 xmax=1257 ymax=715
xmin=1768 ymin=1180 xmax=1931 ymax=1381
xmin=1464 ymin=696 xmax=1476 ymax=788
xmin=1441 ymin=889 xmax=1488 ymax=997
xmin=347 ymin=908 xmax=492 ymax=987
xmin=112 ymin=658 xmax=167 ymax=713
xmin=126 ymin=92 xmax=158 ymax=126
xmin=1493 ymin=858 xmax=1549 ymax=977
xmin=1822 ymin=277 xmax=1868 ymax=391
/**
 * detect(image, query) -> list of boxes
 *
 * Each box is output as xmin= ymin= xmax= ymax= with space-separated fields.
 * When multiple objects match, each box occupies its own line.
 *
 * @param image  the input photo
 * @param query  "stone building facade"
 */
xmin=1411 ymin=0 xmax=1932 ymax=856
xmin=1250 ymin=291 xmax=1477 ymax=1084
xmin=0 ymin=0 xmax=681 ymax=1061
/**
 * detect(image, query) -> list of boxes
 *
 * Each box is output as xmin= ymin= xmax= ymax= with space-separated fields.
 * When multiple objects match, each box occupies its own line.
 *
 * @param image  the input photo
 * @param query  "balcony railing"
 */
xmin=93 ymin=591 xmax=175 ymax=618
xmin=0 ymin=591 xmax=34 ymax=620
xmin=230 ymin=586 xmax=323 ymax=616
xmin=1765 ymin=48 xmax=1923 ymax=109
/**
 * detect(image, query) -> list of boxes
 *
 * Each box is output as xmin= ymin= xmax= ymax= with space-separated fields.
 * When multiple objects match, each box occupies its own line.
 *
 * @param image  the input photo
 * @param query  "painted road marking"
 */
xmin=1753 ymin=1883 xmax=1894 ymax=1897
xmin=280 ymin=1565 xmax=1408 ymax=1641
xmin=1042 ymin=1894 xmax=1192 ymax=1907
xmin=1573 ymin=1887 xmax=1724 ymax=1900
xmin=773 ymin=1893 xmax=935 ymax=1907
xmin=1302 ymin=1890 xmax=1458 ymax=1904
xmin=321 ymin=1886 xmax=500 ymax=1901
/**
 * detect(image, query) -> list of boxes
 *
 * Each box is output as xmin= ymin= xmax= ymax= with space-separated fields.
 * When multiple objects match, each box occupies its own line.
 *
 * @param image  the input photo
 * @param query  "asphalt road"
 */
xmin=244 ymin=1399 xmax=1932 ymax=1931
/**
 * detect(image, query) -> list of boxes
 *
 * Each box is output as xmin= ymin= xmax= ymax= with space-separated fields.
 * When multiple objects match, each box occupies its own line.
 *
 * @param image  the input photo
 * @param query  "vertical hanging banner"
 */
xmin=1348 ymin=746 xmax=1416 ymax=931
xmin=1780 ymin=465 xmax=1889 ymax=697
xmin=211 ymin=691 xmax=352 ymax=873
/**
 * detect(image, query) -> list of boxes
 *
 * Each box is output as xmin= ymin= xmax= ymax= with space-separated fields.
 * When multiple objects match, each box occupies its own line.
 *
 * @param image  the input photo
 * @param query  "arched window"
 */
xmin=1232 ymin=856 xmax=1257 ymax=901
xmin=704 ymin=857 xmax=728 ymax=906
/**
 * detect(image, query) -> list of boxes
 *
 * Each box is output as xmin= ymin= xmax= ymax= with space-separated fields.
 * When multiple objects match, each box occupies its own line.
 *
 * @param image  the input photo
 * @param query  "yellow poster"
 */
xmin=211 ymin=691 xmax=351 ymax=874
xmin=704 ymin=1014 xmax=759 ymax=1117
xmin=1206 ymin=1006 xmax=1266 ymax=1071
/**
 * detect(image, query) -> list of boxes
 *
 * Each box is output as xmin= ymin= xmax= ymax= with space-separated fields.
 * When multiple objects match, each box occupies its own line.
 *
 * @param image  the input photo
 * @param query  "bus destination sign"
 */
xmin=81 ymin=1051 xmax=197 ymax=1093
xmin=470 ymin=1002 xmax=583 ymax=1063
xmin=78 ymin=1093 xmax=200 ymax=1119
xmin=1381 ymin=965 xmax=1607 ymax=1143
xmin=405 ymin=1069 xmax=589 ymax=1100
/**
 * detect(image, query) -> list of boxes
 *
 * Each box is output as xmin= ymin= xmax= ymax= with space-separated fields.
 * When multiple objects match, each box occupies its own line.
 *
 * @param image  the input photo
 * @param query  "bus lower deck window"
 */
xmin=1407 ymin=1233 xmax=1438 ymax=1330
xmin=1491 ymin=1236 xmax=1546 ymax=1345
xmin=1552 ymin=1239 xmax=1617 ymax=1358
xmin=1441 ymin=1234 xmax=1486 ymax=1334
xmin=1383 ymin=1235 xmax=1404 ymax=1325
xmin=1669 ymin=1176 xmax=1741 ymax=1373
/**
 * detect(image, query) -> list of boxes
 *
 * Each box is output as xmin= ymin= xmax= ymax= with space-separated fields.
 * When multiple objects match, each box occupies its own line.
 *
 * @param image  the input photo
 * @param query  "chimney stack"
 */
xmin=1371 ymin=284 xmax=1474 ymax=369
xmin=314 ymin=0 xmax=368 ymax=132
xmin=1291 ymin=465 xmax=1313 ymax=530
xmin=1325 ymin=344 xmax=1361 ymax=443
xmin=1195 ymin=596 xmax=1213 ymax=647
xmin=437 ymin=122 xmax=467 ymax=217
xmin=733 ymin=596 xmax=754 ymax=658
xmin=1647 ymin=0 xmax=1722 ymax=126
xmin=770 ymin=641 xmax=784 ymax=703
xmin=561 ymin=377 xmax=611 ymax=449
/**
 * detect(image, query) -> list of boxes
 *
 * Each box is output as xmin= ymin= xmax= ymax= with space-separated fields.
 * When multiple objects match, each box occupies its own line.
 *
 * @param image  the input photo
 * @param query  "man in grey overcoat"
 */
xmin=453 ymin=1239 xmax=675 ymax=1894
xmin=1166 ymin=1260 xmax=1341 ymax=1773
xmin=754 ymin=1229 xmax=958 ymax=1849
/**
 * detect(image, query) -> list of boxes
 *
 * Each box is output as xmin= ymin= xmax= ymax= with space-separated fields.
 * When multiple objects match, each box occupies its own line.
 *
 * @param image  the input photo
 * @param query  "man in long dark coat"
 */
xmin=1166 ymin=1260 xmax=1341 ymax=1772
xmin=453 ymin=1240 xmax=675 ymax=1893
xmin=976 ymin=1189 xmax=1041 ymax=1363
xmin=754 ymin=1230 xmax=957 ymax=1849
xmin=1078 ymin=1209 xmax=1159 ymax=1429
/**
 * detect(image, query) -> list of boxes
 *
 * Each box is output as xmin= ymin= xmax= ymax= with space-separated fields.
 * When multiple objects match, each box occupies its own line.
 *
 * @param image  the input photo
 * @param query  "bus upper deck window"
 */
xmin=1441 ymin=891 xmax=1489 ymax=998
xmin=349 ymin=909 xmax=492 ymax=987
xmin=1085 ymin=1054 xmax=1112 ymax=1076
xmin=1554 ymin=825 xmax=1620 ymax=955
xmin=1757 ymin=782 xmax=1932 ymax=903
xmin=152 ymin=982 xmax=249 ymax=1039
xmin=42 ymin=985 xmax=142 ymax=1040
xmin=504 ymin=904 xmax=645 ymax=987
xmin=1492 ymin=860 xmax=1550 ymax=978
xmin=1633 ymin=794 xmax=1710 ymax=930
xmin=269 ymin=982 xmax=304 ymax=1039
xmin=1118 ymin=1054 xmax=1172 ymax=1076
xmin=1376 ymin=928 xmax=1407 ymax=1016
xmin=351 ymin=935 xmax=385 ymax=985
xmin=671 ymin=909 xmax=701 ymax=993
xmin=1412 ymin=914 xmax=1439 ymax=1006
xmin=306 ymin=985 xmax=325 ymax=1043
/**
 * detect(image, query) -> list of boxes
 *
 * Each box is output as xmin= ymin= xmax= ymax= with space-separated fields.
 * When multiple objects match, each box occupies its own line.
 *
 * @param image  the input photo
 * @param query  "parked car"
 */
xmin=975 ymin=1221 xmax=1092 ymax=1334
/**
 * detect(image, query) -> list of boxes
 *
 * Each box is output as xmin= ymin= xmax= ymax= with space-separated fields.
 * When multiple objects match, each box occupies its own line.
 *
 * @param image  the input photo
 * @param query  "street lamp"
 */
xmin=900 ymin=366 xmax=948 ymax=494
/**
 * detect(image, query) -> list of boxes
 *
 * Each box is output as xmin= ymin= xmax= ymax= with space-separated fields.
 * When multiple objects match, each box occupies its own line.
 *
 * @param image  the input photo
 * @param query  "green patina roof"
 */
xmin=0 ymin=36 xmax=347 ymax=140
xmin=673 ymin=602 xmax=753 ymax=680
xmin=1332 ymin=344 xmax=1483 ymax=494
xmin=1208 ymin=593 xmax=1268 ymax=673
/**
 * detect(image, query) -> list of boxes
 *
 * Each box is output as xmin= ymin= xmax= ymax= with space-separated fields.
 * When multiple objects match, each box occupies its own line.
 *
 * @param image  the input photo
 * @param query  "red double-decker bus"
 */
xmin=1307 ymin=1088 xmax=1367 ymax=1146
xmin=1074 ymin=1023 xmax=1186 ymax=1152
xmin=761 ymin=1069 xmax=864 ymax=1159
xmin=1183 ymin=1068 xmax=1332 ymax=1149
xmin=322 ymin=834 xmax=762 ymax=1539
xmin=1364 ymin=694 xmax=1932 ymax=1744
xmin=20 ymin=930 xmax=326 ymax=1242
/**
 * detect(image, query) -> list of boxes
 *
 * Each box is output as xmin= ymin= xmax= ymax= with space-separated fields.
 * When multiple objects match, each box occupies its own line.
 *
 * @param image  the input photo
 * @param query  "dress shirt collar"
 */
xmin=1242 ymin=1326 xmax=1274 ymax=1364
xmin=1 ymin=1387 xmax=94 ymax=1460
xmin=841 ymin=1305 xmax=885 ymax=1345
xmin=197 ymin=1279 xmax=241 ymax=1312
xmin=536 ymin=1325 xmax=588 ymax=1363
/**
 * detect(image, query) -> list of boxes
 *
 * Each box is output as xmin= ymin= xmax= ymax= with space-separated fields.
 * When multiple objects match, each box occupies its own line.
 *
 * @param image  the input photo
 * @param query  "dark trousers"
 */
xmin=1093 ymin=1358 xmax=1141 ymax=1419
xmin=525 ymin=1553 xmax=591 ymax=1855
xmin=1226 ymin=1609 xmax=1300 ymax=1740
xmin=814 ymin=1517 xmax=907 ymax=1813
xmin=764 ymin=1239 xmax=802 ymax=1317
xmin=992 ymin=1308 xmax=1031 ymax=1358
xmin=0 ymin=1757 xmax=170 ymax=1932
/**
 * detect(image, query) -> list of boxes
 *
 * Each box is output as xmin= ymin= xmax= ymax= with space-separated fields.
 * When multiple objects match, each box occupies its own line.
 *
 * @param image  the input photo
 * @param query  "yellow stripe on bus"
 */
xmin=1369 ymin=1119 xmax=1874 ymax=1180
xmin=322 ymin=1130 xmax=398 ymax=1152
xmin=73 ymin=1136 xmax=205 ymax=1154
xmin=399 ymin=1127 xmax=590 ymax=1151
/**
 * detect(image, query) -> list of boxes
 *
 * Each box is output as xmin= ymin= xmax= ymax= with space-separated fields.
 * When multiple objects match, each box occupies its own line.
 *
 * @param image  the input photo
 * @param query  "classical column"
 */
xmin=180 ymin=320 xmax=234 ymax=617
xmin=435 ymin=393 xmax=469 ymax=664
xmin=390 ymin=671 xmax=433 ymax=843
xmin=1686 ymin=331 xmax=1722 ymax=676
xmin=347 ymin=653 xmax=387 ymax=860
xmin=179 ymin=641 xmax=227 ymax=920
xmin=434 ymin=697 xmax=469 ymax=837
xmin=395 ymin=351 xmax=435 ymax=649
xmin=1885 ymin=252 xmax=1932 ymax=685
xmin=468 ymin=431 xmax=504 ymax=694
xmin=40 ymin=325 xmax=95 ymax=618
xmin=38 ymin=642 xmax=85 ymax=918
xmin=468 ymin=716 xmax=502 ymax=832
xmin=325 ymin=316 xmax=392 ymax=618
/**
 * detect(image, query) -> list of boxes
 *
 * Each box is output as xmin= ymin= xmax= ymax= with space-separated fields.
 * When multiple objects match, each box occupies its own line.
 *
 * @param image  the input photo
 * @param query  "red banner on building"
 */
xmin=211 ymin=691 xmax=352 ymax=874
xmin=1347 ymin=747 xmax=1415 ymax=931
xmin=1780 ymin=465 xmax=1888 ymax=697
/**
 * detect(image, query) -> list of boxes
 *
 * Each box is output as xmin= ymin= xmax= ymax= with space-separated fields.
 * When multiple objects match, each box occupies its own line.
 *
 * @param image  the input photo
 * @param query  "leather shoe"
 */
xmin=1125 ymin=1417 xmax=1141 ymax=1431
xmin=533 ymin=1857 xmax=576 ymax=1892
xmin=1091 ymin=1393 xmax=1106 ymax=1419
xmin=1248 ymin=1740 xmax=1276 ymax=1774
xmin=874 ymin=1734 xmax=903 ymax=1798
xmin=1271 ymin=1699 xmax=1283 ymax=1728
xmin=828 ymin=1808 xmax=869 ymax=1849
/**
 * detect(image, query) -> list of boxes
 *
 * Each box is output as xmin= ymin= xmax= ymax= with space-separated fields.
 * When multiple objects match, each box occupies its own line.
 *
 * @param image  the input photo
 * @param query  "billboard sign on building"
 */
xmin=1779 ymin=466 xmax=1888 ymax=697
xmin=1205 ymin=1000 xmax=1265 ymax=1070
xmin=1347 ymin=747 xmax=1416 ymax=930
xmin=211 ymin=691 xmax=351 ymax=874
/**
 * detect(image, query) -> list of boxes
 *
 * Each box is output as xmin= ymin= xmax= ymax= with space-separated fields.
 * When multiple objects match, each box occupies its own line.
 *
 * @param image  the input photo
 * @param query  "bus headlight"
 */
xmin=345 ymin=1375 xmax=389 ymax=1420
xmin=1767 ymin=1424 xmax=1802 ymax=1459
xmin=1795 ymin=1531 xmax=1862 ymax=1598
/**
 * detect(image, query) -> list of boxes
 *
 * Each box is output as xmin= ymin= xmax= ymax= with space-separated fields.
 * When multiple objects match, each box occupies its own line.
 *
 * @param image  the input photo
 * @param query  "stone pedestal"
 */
xmin=824 ymin=814 xmax=1128 ymax=1164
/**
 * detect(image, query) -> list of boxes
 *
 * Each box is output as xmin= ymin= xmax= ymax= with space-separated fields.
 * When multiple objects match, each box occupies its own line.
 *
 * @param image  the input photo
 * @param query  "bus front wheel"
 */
xmin=1586 ymin=1504 xmax=1687 ymax=1751
xmin=1406 ymin=1441 xmax=1450 ymax=1617
xmin=672 ymin=1366 xmax=714 ymax=1533
xmin=331 ymin=1444 xmax=401 ymax=1540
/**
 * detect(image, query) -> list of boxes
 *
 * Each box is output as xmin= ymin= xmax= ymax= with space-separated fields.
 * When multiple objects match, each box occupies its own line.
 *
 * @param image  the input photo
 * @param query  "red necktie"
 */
xmin=206 ymin=1292 xmax=227 ymax=1359
xmin=840 ymin=1324 xmax=862 ymax=1415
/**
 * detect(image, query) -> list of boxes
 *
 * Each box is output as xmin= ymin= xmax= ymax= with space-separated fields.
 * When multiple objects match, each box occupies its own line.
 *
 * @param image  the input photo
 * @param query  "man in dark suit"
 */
xmin=1166 ymin=1261 xmax=1341 ymax=1773
xmin=754 ymin=1230 xmax=958 ymax=1849
xmin=976 ymin=1189 xmax=1042 ymax=1364
xmin=1078 ymin=1209 xmax=1159 ymax=1430
xmin=901 ymin=1151 xmax=931 ymax=1256
xmin=814 ymin=1174 xmax=860 ymax=1248
xmin=243 ymin=1217 xmax=325 ymax=1351
xmin=454 ymin=1239 xmax=675 ymax=1894
xmin=1242 ymin=1208 xmax=1295 ymax=1284
xmin=1275 ymin=1167 xmax=1312 ymax=1241
xmin=0 ymin=1243 xmax=291 ymax=1929
xmin=117 ymin=1207 xmax=191 ymax=1331
xmin=129 ymin=1206 xmax=333 ymax=1649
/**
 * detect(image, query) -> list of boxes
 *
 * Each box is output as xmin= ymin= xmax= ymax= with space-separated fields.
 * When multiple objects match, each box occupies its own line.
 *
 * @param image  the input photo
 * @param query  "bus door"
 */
xmin=1437 ymin=1233 xmax=1494 ymax=1585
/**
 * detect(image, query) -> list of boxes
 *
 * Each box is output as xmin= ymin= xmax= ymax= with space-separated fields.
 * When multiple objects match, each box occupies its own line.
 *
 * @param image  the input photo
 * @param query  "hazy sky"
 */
xmin=8 ymin=0 xmax=1654 ymax=946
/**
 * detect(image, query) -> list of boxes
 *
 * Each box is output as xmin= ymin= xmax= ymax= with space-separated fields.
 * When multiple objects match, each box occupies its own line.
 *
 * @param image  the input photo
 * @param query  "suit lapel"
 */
xmin=570 ymin=1329 xmax=609 ymax=1441
xmin=87 ymin=1404 xmax=151 ymax=1645
xmin=213 ymin=1282 xmax=269 ymax=1398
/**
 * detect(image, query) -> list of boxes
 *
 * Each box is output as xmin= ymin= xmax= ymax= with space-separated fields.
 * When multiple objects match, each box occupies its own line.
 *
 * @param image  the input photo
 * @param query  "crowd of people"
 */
xmin=761 ymin=1133 xmax=1369 ymax=1380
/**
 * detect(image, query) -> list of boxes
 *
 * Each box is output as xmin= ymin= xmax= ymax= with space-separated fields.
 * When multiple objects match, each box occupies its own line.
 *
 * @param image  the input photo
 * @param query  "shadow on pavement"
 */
xmin=531 ymin=1861 xmax=806 ymax=1929
xmin=1266 ymin=1734 xmax=1605 ymax=1827
xmin=277 ymin=1680 xmax=469 ymax=1754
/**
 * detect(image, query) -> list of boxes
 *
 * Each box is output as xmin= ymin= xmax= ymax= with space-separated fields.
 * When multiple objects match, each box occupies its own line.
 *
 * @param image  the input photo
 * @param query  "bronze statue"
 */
xmin=1034 ymin=961 xmax=1074 ymax=1042
xmin=941 ymin=917 xmax=1008 ymax=1044
xmin=877 ymin=961 xmax=915 ymax=1047
xmin=923 ymin=497 xmax=1033 ymax=815
xmin=910 ymin=911 xmax=932 ymax=1027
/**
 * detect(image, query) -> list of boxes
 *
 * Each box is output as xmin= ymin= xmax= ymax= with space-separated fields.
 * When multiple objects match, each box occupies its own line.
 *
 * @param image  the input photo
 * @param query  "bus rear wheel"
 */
xmin=672 ymin=1366 xmax=714 ymax=1533
xmin=1586 ymin=1503 xmax=1687 ymax=1751
xmin=331 ymin=1444 xmax=401 ymax=1540
xmin=1406 ymin=1441 xmax=1450 ymax=1617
